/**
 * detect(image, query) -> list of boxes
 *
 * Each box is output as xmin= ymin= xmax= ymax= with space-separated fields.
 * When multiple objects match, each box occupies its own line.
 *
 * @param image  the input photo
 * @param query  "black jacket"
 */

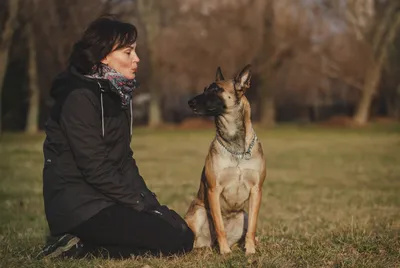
xmin=43 ymin=66 xmax=159 ymax=235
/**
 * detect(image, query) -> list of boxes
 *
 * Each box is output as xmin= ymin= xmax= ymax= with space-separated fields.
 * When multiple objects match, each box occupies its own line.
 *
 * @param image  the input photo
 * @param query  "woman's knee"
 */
xmin=181 ymin=225 xmax=194 ymax=252
xmin=164 ymin=225 xmax=194 ymax=255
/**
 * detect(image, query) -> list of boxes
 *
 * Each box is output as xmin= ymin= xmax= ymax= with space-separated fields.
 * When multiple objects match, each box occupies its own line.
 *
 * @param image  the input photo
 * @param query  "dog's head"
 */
xmin=188 ymin=64 xmax=252 ymax=116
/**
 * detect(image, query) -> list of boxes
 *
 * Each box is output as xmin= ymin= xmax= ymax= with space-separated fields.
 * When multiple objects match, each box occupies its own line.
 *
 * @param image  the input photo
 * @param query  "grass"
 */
xmin=0 ymin=124 xmax=399 ymax=267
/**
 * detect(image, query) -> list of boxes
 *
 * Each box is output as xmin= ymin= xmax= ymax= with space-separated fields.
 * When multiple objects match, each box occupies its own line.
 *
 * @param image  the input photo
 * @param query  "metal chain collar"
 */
xmin=215 ymin=130 xmax=257 ymax=160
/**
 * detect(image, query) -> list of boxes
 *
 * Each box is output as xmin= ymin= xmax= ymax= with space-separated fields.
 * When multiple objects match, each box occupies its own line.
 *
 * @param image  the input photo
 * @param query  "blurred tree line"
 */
xmin=0 ymin=0 xmax=399 ymax=133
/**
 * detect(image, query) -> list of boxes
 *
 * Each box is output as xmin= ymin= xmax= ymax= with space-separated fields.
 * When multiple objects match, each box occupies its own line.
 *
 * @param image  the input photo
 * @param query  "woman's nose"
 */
xmin=133 ymin=52 xmax=140 ymax=63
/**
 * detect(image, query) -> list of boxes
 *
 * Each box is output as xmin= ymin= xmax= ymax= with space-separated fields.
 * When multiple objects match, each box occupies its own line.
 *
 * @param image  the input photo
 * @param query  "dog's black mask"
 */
xmin=188 ymin=83 xmax=226 ymax=116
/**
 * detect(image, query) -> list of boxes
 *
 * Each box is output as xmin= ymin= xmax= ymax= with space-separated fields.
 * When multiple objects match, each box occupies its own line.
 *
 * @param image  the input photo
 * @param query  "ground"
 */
xmin=0 ymin=124 xmax=399 ymax=267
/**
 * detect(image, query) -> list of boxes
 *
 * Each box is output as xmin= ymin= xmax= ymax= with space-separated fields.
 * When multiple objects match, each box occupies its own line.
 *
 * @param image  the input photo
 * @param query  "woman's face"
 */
xmin=101 ymin=42 xmax=140 ymax=79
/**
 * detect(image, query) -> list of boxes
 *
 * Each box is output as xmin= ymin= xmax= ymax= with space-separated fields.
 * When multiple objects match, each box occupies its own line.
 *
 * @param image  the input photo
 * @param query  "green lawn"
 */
xmin=1 ymin=125 xmax=399 ymax=267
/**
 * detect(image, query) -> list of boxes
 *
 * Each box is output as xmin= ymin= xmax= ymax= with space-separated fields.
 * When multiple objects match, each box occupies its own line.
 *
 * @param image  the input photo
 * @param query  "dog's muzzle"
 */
xmin=188 ymin=98 xmax=196 ymax=109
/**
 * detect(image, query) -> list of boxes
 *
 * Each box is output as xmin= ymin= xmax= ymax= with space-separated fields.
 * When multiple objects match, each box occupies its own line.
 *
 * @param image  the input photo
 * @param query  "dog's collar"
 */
xmin=215 ymin=130 xmax=257 ymax=160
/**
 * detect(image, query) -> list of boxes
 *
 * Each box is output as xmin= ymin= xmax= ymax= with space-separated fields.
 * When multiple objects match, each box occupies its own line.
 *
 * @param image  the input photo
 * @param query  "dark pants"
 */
xmin=69 ymin=205 xmax=194 ymax=259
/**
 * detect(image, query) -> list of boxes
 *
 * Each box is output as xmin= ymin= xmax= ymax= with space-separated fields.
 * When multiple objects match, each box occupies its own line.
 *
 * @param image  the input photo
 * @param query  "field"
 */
xmin=1 ymin=125 xmax=399 ymax=267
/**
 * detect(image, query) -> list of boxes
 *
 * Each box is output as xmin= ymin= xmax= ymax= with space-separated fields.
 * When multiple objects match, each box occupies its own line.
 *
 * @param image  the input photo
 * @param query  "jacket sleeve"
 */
xmin=59 ymin=89 xmax=144 ymax=209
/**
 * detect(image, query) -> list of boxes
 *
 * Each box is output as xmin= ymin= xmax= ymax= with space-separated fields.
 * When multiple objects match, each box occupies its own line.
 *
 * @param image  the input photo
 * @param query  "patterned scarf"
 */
xmin=85 ymin=63 xmax=137 ymax=108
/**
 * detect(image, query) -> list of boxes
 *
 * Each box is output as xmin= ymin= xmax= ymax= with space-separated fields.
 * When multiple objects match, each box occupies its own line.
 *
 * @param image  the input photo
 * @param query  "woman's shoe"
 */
xmin=36 ymin=234 xmax=83 ymax=259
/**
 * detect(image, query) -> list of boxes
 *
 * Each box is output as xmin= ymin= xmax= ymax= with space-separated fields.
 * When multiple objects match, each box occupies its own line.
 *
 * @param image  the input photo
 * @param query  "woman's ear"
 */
xmin=101 ymin=57 xmax=109 ymax=65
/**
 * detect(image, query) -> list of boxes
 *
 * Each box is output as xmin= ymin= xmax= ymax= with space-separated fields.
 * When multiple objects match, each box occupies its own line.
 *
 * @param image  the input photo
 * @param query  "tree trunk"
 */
xmin=385 ymin=93 xmax=400 ymax=119
xmin=0 ymin=0 xmax=20 ymax=135
xmin=353 ymin=62 xmax=383 ymax=125
xmin=259 ymin=83 xmax=275 ymax=127
xmin=25 ymin=22 xmax=40 ymax=134
xmin=312 ymin=99 xmax=320 ymax=122
xmin=352 ymin=2 xmax=400 ymax=125
xmin=396 ymin=85 xmax=400 ymax=120
xmin=353 ymin=6 xmax=400 ymax=125
xmin=260 ymin=97 xmax=275 ymax=127
xmin=137 ymin=0 xmax=163 ymax=127
xmin=148 ymin=77 xmax=162 ymax=127
xmin=386 ymin=84 xmax=400 ymax=120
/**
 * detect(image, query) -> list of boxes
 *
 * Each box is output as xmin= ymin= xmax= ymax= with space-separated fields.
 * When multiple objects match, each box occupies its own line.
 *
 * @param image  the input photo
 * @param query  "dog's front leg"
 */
xmin=245 ymin=185 xmax=262 ymax=255
xmin=208 ymin=186 xmax=231 ymax=254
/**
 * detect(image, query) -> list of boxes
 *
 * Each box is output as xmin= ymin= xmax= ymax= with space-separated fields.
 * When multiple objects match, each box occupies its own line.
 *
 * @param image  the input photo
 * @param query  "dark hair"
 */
xmin=69 ymin=15 xmax=138 ymax=74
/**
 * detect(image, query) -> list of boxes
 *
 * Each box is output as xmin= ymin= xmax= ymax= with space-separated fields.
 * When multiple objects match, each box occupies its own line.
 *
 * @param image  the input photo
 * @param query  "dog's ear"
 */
xmin=215 ymin=67 xmax=225 ymax=82
xmin=234 ymin=64 xmax=251 ymax=94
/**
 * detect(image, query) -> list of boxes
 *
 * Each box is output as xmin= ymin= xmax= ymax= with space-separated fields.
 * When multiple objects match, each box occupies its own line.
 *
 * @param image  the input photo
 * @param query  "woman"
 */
xmin=39 ymin=16 xmax=194 ymax=259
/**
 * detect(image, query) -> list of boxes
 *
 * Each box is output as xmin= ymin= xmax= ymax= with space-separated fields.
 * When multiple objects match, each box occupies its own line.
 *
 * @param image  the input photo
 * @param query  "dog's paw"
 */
xmin=219 ymin=245 xmax=232 ymax=255
xmin=245 ymin=240 xmax=256 ymax=255
xmin=245 ymin=247 xmax=256 ymax=256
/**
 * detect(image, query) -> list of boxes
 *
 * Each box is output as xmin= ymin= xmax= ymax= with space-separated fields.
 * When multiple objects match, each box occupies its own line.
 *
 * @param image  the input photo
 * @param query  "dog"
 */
xmin=184 ymin=64 xmax=266 ymax=255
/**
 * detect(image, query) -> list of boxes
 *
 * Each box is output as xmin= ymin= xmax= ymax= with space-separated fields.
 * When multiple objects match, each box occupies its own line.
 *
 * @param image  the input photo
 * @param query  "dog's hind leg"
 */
xmin=224 ymin=210 xmax=248 ymax=247
xmin=185 ymin=204 xmax=215 ymax=248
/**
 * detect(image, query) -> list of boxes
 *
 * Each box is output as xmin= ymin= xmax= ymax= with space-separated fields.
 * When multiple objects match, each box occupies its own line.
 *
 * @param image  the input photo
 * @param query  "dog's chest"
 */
xmin=216 ymin=158 xmax=261 ymax=212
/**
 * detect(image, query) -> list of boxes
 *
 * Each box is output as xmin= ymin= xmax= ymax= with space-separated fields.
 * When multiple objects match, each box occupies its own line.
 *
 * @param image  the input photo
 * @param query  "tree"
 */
xmin=137 ymin=0 xmax=163 ymax=127
xmin=0 ymin=0 xmax=20 ymax=134
xmin=256 ymin=42 xmax=292 ymax=127
xmin=251 ymin=0 xmax=277 ymax=127
xmin=345 ymin=0 xmax=400 ymax=124
xmin=25 ymin=20 xmax=40 ymax=134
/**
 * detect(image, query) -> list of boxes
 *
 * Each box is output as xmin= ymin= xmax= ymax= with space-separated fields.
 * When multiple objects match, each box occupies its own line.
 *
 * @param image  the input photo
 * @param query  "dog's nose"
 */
xmin=188 ymin=99 xmax=196 ymax=108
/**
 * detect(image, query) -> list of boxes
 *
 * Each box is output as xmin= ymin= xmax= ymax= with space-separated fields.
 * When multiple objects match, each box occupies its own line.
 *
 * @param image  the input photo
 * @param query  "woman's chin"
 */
xmin=123 ymin=73 xmax=136 ymax=80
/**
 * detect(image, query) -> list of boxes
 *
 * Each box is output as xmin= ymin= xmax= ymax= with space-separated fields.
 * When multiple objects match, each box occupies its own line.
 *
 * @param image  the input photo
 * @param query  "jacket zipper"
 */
xmin=118 ymin=107 xmax=132 ymax=172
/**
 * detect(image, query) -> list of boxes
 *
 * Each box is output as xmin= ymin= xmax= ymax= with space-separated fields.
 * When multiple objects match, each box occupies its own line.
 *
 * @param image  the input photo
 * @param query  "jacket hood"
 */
xmin=49 ymin=65 xmax=133 ymax=139
xmin=50 ymin=70 xmax=76 ymax=100
xmin=50 ymin=66 xmax=110 ymax=100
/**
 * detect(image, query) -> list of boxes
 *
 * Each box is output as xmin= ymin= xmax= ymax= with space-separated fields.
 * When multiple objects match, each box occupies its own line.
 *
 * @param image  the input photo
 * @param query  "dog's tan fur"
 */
xmin=185 ymin=65 xmax=266 ymax=255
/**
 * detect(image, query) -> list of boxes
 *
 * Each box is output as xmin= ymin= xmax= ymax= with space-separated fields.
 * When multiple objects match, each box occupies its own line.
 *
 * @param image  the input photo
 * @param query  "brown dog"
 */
xmin=184 ymin=65 xmax=266 ymax=255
